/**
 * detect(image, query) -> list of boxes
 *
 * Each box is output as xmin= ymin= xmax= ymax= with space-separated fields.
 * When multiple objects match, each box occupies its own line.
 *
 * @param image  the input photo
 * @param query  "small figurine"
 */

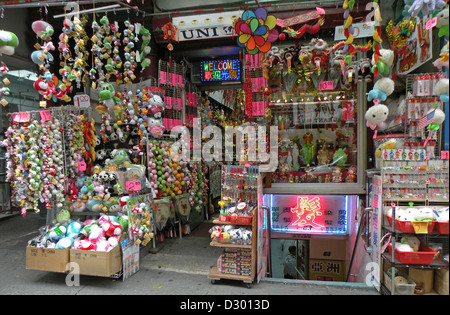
xmin=332 ymin=167 xmax=343 ymax=183
xmin=345 ymin=166 xmax=357 ymax=183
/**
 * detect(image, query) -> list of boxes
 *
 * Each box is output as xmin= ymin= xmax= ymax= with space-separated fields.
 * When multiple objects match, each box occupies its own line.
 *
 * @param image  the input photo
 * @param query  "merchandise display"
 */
xmin=0 ymin=0 xmax=447 ymax=293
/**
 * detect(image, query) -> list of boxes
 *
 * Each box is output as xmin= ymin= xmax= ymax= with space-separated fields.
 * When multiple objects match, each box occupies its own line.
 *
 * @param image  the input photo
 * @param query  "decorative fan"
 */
xmin=234 ymin=7 xmax=278 ymax=54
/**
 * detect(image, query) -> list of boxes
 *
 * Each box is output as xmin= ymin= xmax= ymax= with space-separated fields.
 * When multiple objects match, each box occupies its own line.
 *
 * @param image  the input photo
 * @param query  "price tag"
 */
xmin=12 ymin=112 xmax=30 ymax=123
xmin=318 ymin=80 xmax=334 ymax=91
xmin=74 ymin=94 xmax=90 ymax=108
xmin=76 ymin=161 xmax=86 ymax=171
xmin=426 ymin=17 xmax=437 ymax=30
xmin=40 ymin=110 xmax=51 ymax=122
xmin=441 ymin=151 xmax=449 ymax=160
xmin=126 ymin=181 xmax=141 ymax=192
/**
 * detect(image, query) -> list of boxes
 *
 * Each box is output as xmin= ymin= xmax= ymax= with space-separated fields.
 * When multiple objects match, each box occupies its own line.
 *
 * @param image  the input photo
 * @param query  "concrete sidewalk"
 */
xmin=0 ymin=212 xmax=379 ymax=296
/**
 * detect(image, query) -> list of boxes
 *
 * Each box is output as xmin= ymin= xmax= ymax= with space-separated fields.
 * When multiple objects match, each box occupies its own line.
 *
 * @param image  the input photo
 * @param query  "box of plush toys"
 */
xmin=26 ymin=213 xmax=128 ymax=276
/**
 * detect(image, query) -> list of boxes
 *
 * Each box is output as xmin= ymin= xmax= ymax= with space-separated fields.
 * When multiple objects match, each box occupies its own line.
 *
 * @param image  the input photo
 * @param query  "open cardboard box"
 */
xmin=26 ymin=247 xmax=70 ymax=273
xmin=69 ymin=234 xmax=126 ymax=277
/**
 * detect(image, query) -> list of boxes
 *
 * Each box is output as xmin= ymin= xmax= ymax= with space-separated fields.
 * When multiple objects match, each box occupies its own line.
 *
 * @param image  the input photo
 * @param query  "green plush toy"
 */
xmin=96 ymin=83 xmax=121 ymax=114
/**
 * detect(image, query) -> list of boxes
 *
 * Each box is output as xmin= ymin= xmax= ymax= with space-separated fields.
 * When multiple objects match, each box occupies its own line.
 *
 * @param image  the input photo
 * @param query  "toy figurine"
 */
xmin=345 ymin=166 xmax=357 ymax=183
xmin=332 ymin=167 xmax=343 ymax=183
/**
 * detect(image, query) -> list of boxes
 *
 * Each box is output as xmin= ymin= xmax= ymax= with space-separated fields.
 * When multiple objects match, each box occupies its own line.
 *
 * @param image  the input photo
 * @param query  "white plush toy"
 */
xmin=365 ymin=103 xmax=389 ymax=130
xmin=414 ymin=207 xmax=435 ymax=221
xmin=434 ymin=78 xmax=449 ymax=102
xmin=401 ymin=236 xmax=420 ymax=252
xmin=368 ymin=77 xmax=395 ymax=101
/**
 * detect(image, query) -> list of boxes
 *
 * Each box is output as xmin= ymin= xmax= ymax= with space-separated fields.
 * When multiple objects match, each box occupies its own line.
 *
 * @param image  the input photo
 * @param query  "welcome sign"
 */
xmin=200 ymin=59 xmax=241 ymax=83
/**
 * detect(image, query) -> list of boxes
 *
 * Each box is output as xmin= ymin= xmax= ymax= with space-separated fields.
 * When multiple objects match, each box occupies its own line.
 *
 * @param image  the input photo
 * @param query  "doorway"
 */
xmin=270 ymin=238 xmax=309 ymax=280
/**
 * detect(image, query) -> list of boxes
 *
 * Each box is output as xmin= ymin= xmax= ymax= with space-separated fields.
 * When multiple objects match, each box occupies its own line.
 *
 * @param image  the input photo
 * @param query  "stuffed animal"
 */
xmin=367 ymin=77 xmax=395 ymax=102
xmin=401 ymin=235 xmax=420 ymax=252
xmin=0 ymin=30 xmax=19 ymax=55
xmin=414 ymin=207 xmax=435 ymax=221
xmin=365 ymin=103 xmax=389 ymax=130
xmin=96 ymin=83 xmax=121 ymax=114
xmin=434 ymin=78 xmax=449 ymax=102
xmin=371 ymin=49 xmax=394 ymax=76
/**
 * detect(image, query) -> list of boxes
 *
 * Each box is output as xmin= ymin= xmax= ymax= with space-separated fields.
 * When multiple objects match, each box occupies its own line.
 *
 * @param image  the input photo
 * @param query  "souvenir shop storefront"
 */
xmin=0 ymin=0 xmax=448 ymax=294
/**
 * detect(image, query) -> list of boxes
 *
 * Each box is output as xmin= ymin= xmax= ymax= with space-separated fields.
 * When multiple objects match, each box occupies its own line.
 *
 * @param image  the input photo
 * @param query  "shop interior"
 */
xmin=0 ymin=0 xmax=448 ymax=294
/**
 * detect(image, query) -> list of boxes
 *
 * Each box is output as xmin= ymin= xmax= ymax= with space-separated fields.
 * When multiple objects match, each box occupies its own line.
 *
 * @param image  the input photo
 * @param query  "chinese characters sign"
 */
xmin=200 ymin=59 xmax=241 ymax=82
xmin=264 ymin=194 xmax=353 ymax=234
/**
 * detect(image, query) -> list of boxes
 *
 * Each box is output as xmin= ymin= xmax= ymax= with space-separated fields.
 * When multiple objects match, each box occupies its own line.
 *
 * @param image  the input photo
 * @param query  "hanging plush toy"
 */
xmin=366 ymin=77 xmax=394 ymax=137
xmin=367 ymin=77 xmax=395 ymax=102
xmin=408 ymin=0 xmax=446 ymax=17
xmin=96 ymin=83 xmax=122 ymax=114
xmin=371 ymin=49 xmax=395 ymax=77
xmin=435 ymin=78 xmax=449 ymax=102
xmin=0 ymin=30 xmax=19 ymax=55
xmin=139 ymin=26 xmax=152 ymax=71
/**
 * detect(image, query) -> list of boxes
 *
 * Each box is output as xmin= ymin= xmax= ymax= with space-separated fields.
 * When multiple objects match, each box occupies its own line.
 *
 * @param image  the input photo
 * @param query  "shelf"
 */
xmin=382 ymin=251 xmax=449 ymax=269
xmin=382 ymin=224 xmax=449 ymax=237
xmin=208 ymin=266 xmax=253 ymax=284
xmin=210 ymin=241 xmax=252 ymax=249
xmin=212 ymin=219 xmax=252 ymax=226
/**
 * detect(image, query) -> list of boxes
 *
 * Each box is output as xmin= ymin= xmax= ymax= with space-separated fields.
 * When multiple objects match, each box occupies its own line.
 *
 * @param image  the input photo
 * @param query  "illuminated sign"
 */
xmin=264 ymin=194 xmax=355 ymax=234
xmin=200 ymin=59 xmax=241 ymax=83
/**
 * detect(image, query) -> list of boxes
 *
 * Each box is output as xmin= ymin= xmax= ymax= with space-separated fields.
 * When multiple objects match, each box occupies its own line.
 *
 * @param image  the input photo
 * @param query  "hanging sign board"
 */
xmin=74 ymin=94 xmax=90 ymax=108
xmin=172 ymin=11 xmax=239 ymax=42
xmin=334 ymin=22 xmax=374 ymax=41
xmin=200 ymin=58 xmax=242 ymax=83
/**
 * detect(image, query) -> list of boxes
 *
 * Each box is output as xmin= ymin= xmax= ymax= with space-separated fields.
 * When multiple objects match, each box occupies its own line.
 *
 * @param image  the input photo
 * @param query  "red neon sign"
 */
xmin=290 ymin=196 xmax=324 ymax=229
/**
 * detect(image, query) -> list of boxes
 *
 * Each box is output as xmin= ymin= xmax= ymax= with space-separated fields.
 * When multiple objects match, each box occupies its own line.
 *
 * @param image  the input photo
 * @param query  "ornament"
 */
xmin=235 ymin=7 xmax=278 ymax=54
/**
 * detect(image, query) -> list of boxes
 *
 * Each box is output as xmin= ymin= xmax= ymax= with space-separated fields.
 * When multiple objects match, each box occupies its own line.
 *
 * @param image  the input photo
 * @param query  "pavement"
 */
xmin=0 ymin=211 xmax=379 ymax=300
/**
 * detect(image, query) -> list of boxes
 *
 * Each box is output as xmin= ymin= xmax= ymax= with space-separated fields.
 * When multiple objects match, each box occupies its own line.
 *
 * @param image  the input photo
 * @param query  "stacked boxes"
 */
xmin=217 ymin=248 xmax=252 ymax=276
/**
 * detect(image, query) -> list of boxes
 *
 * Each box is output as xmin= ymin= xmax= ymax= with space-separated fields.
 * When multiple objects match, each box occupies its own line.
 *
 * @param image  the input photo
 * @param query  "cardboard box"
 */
xmin=69 ymin=235 xmax=125 ymax=277
xmin=26 ymin=247 xmax=70 ymax=273
xmin=434 ymin=269 xmax=449 ymax=295
xmin=309 ymin=240 xmax=346 ymax=261
xmin=309 ymin=259 xmax=345 ymax=281
xmin=409 ymin=268 xmax=434 ymax=293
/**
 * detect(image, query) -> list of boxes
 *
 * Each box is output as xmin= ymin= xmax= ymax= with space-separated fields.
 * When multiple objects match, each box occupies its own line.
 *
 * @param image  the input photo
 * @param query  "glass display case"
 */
xmin=265 ymin=88 xmax=367 ymax=195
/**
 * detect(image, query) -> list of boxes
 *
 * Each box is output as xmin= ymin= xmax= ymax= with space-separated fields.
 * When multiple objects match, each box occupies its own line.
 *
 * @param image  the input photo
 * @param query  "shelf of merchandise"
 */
xmin=377 ymin=158 xmax=449 ymax=295
xmin=208 ymin=209 xmax=257 ymax=287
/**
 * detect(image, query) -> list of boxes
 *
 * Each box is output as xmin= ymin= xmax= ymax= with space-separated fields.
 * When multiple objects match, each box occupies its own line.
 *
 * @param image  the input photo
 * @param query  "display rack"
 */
xmin=376 ymin=155 xmax=449 ymax=295
xmin=208 ymin=208 xmax=257 ymax=288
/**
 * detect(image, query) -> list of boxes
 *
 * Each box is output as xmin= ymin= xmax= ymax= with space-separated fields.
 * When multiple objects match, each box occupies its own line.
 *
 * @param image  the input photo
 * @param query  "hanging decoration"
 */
xmin=139 ymin=26 xmax=152 ymax=71
xmin=342 ymin=0 xmax=355 ymax=65
xmin=234 ymin=7 xmax=278 ymax=55
xmin=282 ymin=19 xmax=324 ymax=39
xmin=161 ymin=22 xmax=178 ymax=52
xmin=407 ymin=0 xmax=447 ymax=17
xmin=371 ymin=0 xmax=384 ymax=78
xmin=0 ymin=30 xmax=19 ymax=55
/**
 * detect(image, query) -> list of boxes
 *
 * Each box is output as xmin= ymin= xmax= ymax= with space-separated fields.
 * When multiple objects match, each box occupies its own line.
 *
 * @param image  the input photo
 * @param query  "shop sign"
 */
xmin=172 ymin=11 xmax=238 ymax=42
xmin=200 ymin=59 xmax=241 ymax=83
xmin=265 ymin=194 xmax=353 ymax=235
xmin=334 ymin=22 xmax=374 ymax=41
xmin=309 ymin=259 xmax=344 ymax=281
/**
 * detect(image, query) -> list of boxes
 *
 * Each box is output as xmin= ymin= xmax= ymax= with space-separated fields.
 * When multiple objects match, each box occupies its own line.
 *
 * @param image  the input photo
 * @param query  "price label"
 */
xmin=76 ymin=161 xmax=86 ymax=171
xmin=12 ymin=112 xmax=30 ymax=123
xmin=74 ymin=94 xmax=90 ymax=108
xmin=425 ymin=17 xmax=437 ymax=30
xmin=126 ymin=181 xmax=141 ymax=192
xmin=318 ymin=80 xmax=334 ymax=91
xmin=40 ymin=110 xmax=51 ymax=122
xmin=441 ymin=151 xmax=449 ymax=160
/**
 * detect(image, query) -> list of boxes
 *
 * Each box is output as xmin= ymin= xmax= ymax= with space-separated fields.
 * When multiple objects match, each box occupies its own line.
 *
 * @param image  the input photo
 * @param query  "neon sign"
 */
xmin=290 ymin=196 xmax=324 ymax=229
xmin=264 ymin=194 xmax=354 ymax=234
xmin=200 ymin=59 xmax=241 ymax=82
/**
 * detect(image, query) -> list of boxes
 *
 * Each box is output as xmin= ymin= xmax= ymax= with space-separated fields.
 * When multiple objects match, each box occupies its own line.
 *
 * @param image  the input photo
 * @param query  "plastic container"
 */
xmin=434 ymin=222 xmax=449 ymax=235
xmin=384 ymin=272 xmax=417 ymax=295
xmin=230 ymin=215 xmax=252 ymax=225
xmin=388 ymin=244 xmax=437 ymax=265
xmin=385 ymin=215 xmax=435 ymax=234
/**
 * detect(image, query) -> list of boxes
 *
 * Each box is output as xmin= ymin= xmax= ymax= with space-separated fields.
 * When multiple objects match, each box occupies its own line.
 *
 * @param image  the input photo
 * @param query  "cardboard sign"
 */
xmin=426 ymin=17 xmax=437 ymax=30
xmin=126 ymin=181 xmax=141 ymax=192
xmin=318 ymin=81 xmax=334 ymax=91
xmin=74 ymin=94 xmax=90 ymax=108
xmin=441 ymin=151 xmax=449 ymax=160
xmin=12 ymin=112 xmax=30 ymax=123
xmin=76 ymin=161 xmax=86 ymax=171
xmin=40 ymin=110 xmax=51 ymax=122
